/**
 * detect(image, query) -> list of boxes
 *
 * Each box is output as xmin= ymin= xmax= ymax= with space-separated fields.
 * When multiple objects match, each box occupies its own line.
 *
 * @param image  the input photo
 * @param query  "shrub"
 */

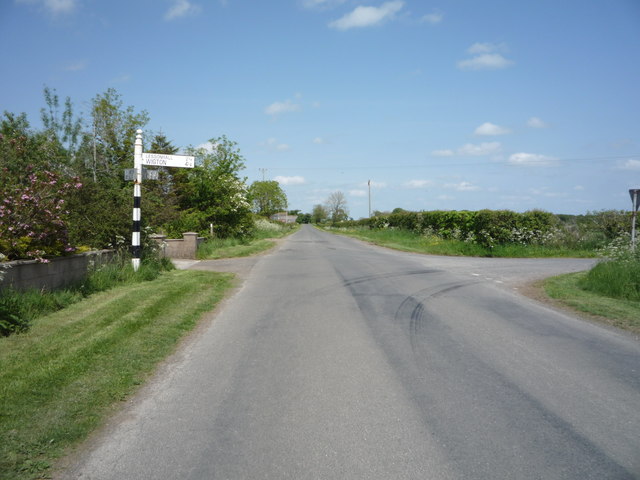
xmin=0 ymin=167 xmax=82 ymax=261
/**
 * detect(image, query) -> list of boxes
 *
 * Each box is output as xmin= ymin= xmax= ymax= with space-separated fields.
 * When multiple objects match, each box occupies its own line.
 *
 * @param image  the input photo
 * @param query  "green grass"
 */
xmin=326 ymin=227 xmax=596 ymax=258
xmin=197 ymin=223 xmax=298 ymax=259
xmin=0 ymin=270 xmax=233 ymax=480
xmin=543 ymin=272 xmax=640 ymax=334
xmin=1 ymin=258 xmax=175 ymax=337
xmin=579 ymin=259 xmax=640 ymax=301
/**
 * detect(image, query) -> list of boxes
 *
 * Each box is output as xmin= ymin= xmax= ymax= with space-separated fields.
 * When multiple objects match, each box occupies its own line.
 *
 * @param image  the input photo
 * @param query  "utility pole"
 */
xmin=259 ymin=168 xmax=267 ymax=181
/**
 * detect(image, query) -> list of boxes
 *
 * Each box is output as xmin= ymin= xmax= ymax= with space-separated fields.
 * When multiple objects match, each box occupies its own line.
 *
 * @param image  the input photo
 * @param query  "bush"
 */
xmin=0 ymin=167 xmax=82 ymax=261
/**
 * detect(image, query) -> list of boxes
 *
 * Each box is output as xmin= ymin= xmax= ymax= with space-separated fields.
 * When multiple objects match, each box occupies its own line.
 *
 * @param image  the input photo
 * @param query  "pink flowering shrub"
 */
xmin=0 ymin=166 xmax=82 ymax=262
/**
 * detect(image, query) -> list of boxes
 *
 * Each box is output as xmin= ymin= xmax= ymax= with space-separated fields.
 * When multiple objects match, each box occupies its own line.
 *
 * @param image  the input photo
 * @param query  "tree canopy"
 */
xmin=248 ymin=180 xmax=288 ymax=217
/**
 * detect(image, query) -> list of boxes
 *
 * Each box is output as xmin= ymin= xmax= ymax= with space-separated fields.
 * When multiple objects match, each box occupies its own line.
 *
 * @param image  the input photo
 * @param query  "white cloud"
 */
xmin=617 ymin=159 xmax=640 ymax=171
xmin=349 ymin=189 xmax=367 ymax=197
xmin=329 ymin=0 xmax=404 ymax=30
xmin=421 ymin=10 xmax=443 ymax=24
xmin=313 ymin=137 xmax=327 ymax=144
xmin=527 ymin=116 xmax=548 ymax=128
xmin=262 ymin=138 xmax=290 ymax=151
xmin=265 ymin=99 xmax=302 ymax=116
xmin=458 ymin=142 xmax=501 ymax=156
xmin=432 ymin=149 xmax=455 ymax=157
xmin=275 ymin=175 xmax=306 ymax=185
xmin=458 ymin=43 xmax=514 ymax=70
xmin=574 ymin=185 xmax=585 ymax=191
xmin=474 ymin=122 xmax=510 ymax=136
xmin=165 ymin=0 xmax=201 ymax=20
xmin=18 ymin=0 xmax=77 ymax=15
xmin=444 ymin=181 xmax=479 ymax=191
xmin=458 ymin=53 xmax=513 ymax=70
xmin=433 ymin=142 xmax=501 ymax=157
xmin=508 ymin=152 xmax=557 ymax=167
xmin=405 ymin=179 xmax=433 ymax=188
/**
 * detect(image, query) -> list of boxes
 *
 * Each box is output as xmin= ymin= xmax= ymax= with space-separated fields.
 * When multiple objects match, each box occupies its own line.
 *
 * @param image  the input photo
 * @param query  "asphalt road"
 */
xmin=61 ymin=225 xmax=640 ymax=479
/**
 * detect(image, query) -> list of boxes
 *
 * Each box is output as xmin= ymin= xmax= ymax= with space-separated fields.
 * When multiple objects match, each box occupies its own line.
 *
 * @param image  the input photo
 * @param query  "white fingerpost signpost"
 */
xmin=129 ymin=129 xmax=195 ymax=271
xmin=630 ymin=189 xmax=640 ymax=251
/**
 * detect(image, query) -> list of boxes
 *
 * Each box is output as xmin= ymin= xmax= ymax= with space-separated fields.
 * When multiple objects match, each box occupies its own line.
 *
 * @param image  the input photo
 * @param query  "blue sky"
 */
xmin=1 ymin=0 xmax=639 ymax=219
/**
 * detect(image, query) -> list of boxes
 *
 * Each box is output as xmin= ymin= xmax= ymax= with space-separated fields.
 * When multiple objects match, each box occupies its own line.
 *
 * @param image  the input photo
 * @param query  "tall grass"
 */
xmin=579 ymin=258 xmax=640 ymax=301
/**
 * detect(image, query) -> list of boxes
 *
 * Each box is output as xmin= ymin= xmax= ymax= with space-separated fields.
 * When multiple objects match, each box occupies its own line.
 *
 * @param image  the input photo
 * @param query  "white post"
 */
xmin=132 ymin=129 xmax=143 ymax=271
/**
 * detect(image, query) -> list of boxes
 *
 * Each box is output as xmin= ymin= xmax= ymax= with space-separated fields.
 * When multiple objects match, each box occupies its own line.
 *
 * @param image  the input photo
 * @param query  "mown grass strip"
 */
xmin=543 ymin=272 xmax=640 ymax=334
xmin=0 ymin=270 xmax=233 ymax=480
xmin=326 ymin=227 xmax=596 ymax=258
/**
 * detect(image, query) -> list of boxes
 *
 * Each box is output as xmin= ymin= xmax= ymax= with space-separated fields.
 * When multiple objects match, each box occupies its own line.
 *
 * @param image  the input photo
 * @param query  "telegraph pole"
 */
xmin=259 ymin=168 xmax=267 ymax=181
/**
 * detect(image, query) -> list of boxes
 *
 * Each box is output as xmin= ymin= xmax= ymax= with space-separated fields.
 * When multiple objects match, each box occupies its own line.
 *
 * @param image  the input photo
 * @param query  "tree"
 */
xmin=166 ymin=135 xmax=254 ymax=238
xmin=40 ymin=86 xmax=83 ymax=172
xmin=149 ymin=133 xmax=179 ymax=154
xmin=66 ymin=89 xmax=150 ymax=248
xmin=248 ymin=180 xmax=288 ymax=216
xmin=86 ymin=88 xmax=149 ymax=182
xmin=325 ymin=191 xmax=349 ymax=223
xmin=311 ymin=204 xmax=328 ymax=224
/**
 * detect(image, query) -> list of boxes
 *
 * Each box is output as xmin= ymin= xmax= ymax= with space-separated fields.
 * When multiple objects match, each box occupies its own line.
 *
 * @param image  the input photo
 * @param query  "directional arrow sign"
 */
xmin=141 ymin=153 xmax=195 ymax=168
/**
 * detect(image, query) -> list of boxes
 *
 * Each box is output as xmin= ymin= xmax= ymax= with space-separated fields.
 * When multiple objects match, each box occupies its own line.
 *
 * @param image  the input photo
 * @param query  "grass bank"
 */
xmin=0 ymin=269 xmax=233 ymax=480
xmin=326 ymin=227 xmax=596 ymax=258
xmin=543 ymin=272 xmax=640 ymax=335
xmin=197 ymin=221 xmax=298 ymax=259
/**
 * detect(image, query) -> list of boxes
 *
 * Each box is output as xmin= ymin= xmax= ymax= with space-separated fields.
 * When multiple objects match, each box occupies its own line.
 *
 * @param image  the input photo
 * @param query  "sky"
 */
xmin=1 ymin=0 xmax=639 ymax=219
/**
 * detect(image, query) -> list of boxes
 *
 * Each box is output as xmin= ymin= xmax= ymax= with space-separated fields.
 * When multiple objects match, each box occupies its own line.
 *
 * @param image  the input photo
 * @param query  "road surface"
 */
xmin=61 ymin=225 xmax=640 ymax=479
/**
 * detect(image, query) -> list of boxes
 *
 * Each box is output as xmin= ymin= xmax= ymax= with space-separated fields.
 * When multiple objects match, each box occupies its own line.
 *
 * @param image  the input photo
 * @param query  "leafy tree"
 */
xmin=143 ymin=133 xmax=181 ymax=228
xmin=311 ymin=204 xmax=328 ymax=224
xmin=296 ymin=213 xmax=312 ymax=224
xmin=85 ymin=88 xmax=149 ymax=182
xmin=248 ymin=180 xmax=288 ymax=216
xmin=149 ymin=133 xmax=179 ymax=154
xmin=167 ymin=136 xmax=253 ymax=238
xmin=325 ymin=191 xmax=349 ymax=223
xmin=40 ymin=86 xmax=83 ymax=172
xmin=65 ymin=89 xmax=150 ymax=248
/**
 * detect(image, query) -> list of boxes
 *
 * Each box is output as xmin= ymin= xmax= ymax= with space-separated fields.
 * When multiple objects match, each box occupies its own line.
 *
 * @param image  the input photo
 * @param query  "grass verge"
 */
xmin=542 ymin=272 xmax=640 ymax=335
xmin=326 ymin=227 xmax=595 ymax=258
xmin=197 ymin=223 xmax=298 ymax=259
xmin=0 ymin=269 xmax=233 ymax=480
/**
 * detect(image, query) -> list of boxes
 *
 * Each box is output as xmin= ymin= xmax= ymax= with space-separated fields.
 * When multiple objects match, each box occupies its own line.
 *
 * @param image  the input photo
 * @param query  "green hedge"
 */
xmin=341 ymin=209 xmax=558 ymax=247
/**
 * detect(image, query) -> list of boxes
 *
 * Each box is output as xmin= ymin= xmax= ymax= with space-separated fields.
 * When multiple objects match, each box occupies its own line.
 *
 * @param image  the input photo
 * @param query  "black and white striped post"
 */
xmin=132 ymin=129 xmax=143 ymax=271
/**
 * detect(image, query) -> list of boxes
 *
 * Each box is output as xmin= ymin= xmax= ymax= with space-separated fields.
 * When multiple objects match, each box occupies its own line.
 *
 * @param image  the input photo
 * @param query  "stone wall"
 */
xmin=0 ymin=250 xmax=114 ymax=292
xmin=150 ymin=233 xmax=204 ymax=260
